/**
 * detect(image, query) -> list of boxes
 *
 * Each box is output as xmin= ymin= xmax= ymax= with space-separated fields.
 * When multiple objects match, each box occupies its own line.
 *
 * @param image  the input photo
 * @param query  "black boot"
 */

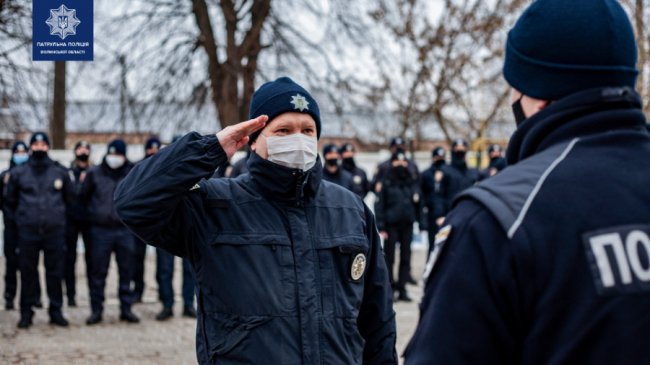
xmin=182 ymin=306 xmax=197 ymax=318
xmin=17 ymin=315 xmax=33 ymax=329
xmin=86 ymin=311 xmax=103 ymax=325
xmin=120 ymin=310 xmax=140 ymax=323
xmin=50 ymin=312 xmax=69 ymax=327
xmin=155 ymin=307 xmax=173 ymax=321
xmin=5 ymin=301 xmax=15 ymax=310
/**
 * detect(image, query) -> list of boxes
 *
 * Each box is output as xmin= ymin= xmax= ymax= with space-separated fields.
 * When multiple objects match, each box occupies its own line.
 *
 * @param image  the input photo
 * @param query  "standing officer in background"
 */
xmin=63 ymin=140 xmax=93 ymax=307
xmin=340 ymin=143 xmax=371 ymax=198
xmin=321 ymin=144 xmax=354 ymax=191
xmin=152 ymin=140 xmax=197 ymax=321
xmin=83 ymin=140 xmax=139 ymax=325
xmin=372 ymin=137 xmax=419 ymax=193
xmin=115 ymin=77 xmax=397 ymax=364
xmin=132 ymin=136 xmax=160 ymax=303
xmin=375 ymin=151 xmax=422 ymax=302
xmin=420 ymin=146 xmax=447 ymax=258
xmin=437 ymin=139 xmax=479 ymax=221
xmin=406 ymin=0 xmax=650 ymax=363
xmin=1 ymin=141 xmax=29 ymax=310
xmin=479 ymin=144 xmax=507 ymax=180
xmin=6 ymin=132 xmax=71 ymax=328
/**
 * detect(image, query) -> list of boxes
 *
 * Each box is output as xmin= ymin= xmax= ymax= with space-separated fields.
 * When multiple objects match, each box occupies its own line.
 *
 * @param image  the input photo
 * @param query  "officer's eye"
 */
xmin=303 ymin=128 xmax=315 ymax=135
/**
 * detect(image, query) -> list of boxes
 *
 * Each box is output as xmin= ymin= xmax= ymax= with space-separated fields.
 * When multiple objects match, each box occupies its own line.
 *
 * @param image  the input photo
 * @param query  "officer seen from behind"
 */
xmin=406 ymin=0 xmax=650 ymax=363
xmin=7 ymin=132 xmax=71 ymax=328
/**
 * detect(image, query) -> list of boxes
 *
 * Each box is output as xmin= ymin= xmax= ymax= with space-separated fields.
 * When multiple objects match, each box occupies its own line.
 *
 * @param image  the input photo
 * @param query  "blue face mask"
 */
xmin=12 ymin=154 xmax=28 ymax=165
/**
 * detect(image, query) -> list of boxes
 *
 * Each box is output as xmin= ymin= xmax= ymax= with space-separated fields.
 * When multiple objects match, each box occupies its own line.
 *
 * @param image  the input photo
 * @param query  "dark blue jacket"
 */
xmin=375 ymin=168 xmax=423 ymax=230
xmin=405 ymin=87 xmax=650 ymax=365
xmin=114 ymin=133 xmax=397 ymax=365
xmin=66 ymin=163 xmax=90 ymax=223
xmin=82 ymin=158 xmax=132 ymax=227
xmin=420 ymin=160 xmax=447 ymax=224
xmin=342 ymin=159 xmax=371 ymax=198
xmin=437 ymin=160 xmax=479 ymax=215
xmin=6 ymin=156 xmax=72 ymax=236
xmin=322 ymin=165 xmax=355 ymax=192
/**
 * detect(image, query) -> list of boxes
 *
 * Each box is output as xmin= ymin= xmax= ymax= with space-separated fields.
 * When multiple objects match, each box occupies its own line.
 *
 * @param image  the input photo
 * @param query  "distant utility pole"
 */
xmin=50 ymin=61 xmax=66 ymax=149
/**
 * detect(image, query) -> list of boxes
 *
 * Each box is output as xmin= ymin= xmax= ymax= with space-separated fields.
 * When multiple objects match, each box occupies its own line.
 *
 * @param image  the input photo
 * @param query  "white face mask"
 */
xmin=105 ymin=155 xmax=126 ymax=169
xmin=263 ymin=133 xmax=318 ymax=171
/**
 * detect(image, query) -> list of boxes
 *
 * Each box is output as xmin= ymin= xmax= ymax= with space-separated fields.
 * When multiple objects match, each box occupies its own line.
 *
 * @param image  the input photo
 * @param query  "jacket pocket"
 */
xmin=203 ymin=232 xmax=295 ymax=314
xmin=204 ymin=312 xmax=272 ymax=359
xmin=316 ymin=235 xmax=369 ymax=318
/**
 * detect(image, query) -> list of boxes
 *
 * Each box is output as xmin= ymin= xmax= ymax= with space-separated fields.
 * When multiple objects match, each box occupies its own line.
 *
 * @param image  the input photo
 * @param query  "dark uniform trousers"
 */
xmin=89 ymin=226 xmax=135 ymax=313
xmin=156 ymin=248 xmax=195 ymax=309
xmin=384 ymin=222 xmax=413 ymax=290
xmin=18 ymin=230 xmax=65 ymax=316
xmin=132 ymin=237 xmax=146 ymax=299
xmin=63 ymin=220 xmax=92 ymax=302
xmin=3 ymin=220 xmax=19 ymax=303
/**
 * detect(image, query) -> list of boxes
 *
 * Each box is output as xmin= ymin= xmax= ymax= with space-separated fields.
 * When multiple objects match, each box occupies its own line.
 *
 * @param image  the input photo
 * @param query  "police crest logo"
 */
xmin=45 ymin=5 xmax=81 ymax=40
xmin=423 ymin=224 xmax=452 ymax=282
xmin=53 ymin=178 xmax=63 ymax=190
xmin=290 ymin=94 xmax=309 ymax=111
xmin=351 ymin=253 xmax=366 ymax=280
xmin=353 ymin=175 xmax=362 ymax=185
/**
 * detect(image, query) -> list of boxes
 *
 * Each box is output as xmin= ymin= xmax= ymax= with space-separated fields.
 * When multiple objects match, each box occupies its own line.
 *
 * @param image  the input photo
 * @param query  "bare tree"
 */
xmin=368 ymin=0 xmax=525 ymax=149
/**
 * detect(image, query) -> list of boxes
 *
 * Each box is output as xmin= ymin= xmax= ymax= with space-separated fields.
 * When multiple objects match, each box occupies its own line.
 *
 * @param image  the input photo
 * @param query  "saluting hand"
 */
xmin=216 ymin=115 xmax=268 ymax=160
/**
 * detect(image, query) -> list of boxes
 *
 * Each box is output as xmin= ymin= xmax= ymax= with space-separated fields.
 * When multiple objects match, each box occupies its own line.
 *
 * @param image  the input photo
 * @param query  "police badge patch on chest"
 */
xmin=351 ymin=253 xmax=366 ymax=281
xmin=53 ymin=178 xmax=63 ymax=190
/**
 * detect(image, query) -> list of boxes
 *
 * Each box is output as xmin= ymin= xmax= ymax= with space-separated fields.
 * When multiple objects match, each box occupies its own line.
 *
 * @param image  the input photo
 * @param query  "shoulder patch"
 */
xmin=583 ymin=224 xmax=650 ymax=295
xmin=423 ymin=224 xmax=452 ymax=282
xmin=3 ymin=172 xmax=10 ymax=184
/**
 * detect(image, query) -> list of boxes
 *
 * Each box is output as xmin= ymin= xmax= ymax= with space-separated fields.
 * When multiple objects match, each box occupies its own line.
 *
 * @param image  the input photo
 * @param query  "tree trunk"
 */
xmin=50 ymin=61 xmax=66 ymax=149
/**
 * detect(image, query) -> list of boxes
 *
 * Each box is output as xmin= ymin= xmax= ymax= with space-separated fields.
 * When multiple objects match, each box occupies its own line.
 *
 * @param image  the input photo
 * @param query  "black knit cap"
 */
xmin=322 ymin=144 xmax=338 ymax=156
xmin=248 ymin=77 xmax=321 ymax=144
xmin=504 ymin=0 xmax=637 ymax=100
xmin=145 ymin=136 xmax=161 ymax=150
xmin=12 ymin=141 xmax=27 ymax=154
xmin=432 ymin=146 xmax=446 ymax=157
xmin=107 ymin=139 xmax=127 ymax=156
xmin=29 ymin=132 xmax=50 ymax=146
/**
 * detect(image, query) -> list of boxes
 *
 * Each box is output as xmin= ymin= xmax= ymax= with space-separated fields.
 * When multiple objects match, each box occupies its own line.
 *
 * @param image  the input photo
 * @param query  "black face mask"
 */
xmin=31 ymin=150 xmax=47 ymax=160
xmin=451 ymin=151 xmax=466 ymax=162
xmin=342 ymin=157 xmax=355 ymax=169
xmin=325 ymin=158 xmax=338 ymax=167
xmin=512 ymin=95 xmax=527 ymax=126
xmin=76 ymin=153 xmax=89 ymax=162
xmin=393 ymin=165 xmax=409 ymax=180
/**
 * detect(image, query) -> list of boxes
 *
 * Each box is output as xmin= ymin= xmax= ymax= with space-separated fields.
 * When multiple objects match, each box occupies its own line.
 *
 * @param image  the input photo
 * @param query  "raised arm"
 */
xmin=114 ymin=116 xmax=267 ymax=256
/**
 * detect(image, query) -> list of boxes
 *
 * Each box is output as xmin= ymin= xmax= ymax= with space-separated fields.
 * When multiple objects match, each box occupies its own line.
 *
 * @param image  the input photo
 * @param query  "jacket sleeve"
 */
xmin=359 ymin=203 xmax=398 ymax=365
xmin=404 ymin=200 xmax=523 ymax=365
xmin=114 ymin=132 xmax=228 ymax=257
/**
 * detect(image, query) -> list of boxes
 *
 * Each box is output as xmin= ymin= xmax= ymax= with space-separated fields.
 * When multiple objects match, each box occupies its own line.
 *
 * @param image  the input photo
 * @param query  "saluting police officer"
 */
xmin=6 ymin=132 xmax=71 ymax=328
xmin=1 ymin=141 xmax=29 ymax=310
xmin=406 ymin=0 xmax=650 ymax=363
xmin=340 ymin=143 xmax=371 ymax=198
xmin=63 ymin=140 xmax=93 ymax=307
xmin=83 ymin=139 xmax=139 ymax=325
xmin=115 ymin=77 xmax=397 ymax=364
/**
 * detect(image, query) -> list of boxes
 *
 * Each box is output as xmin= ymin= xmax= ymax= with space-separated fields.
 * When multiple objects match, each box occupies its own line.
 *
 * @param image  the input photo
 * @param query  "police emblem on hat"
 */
xmin=36 ymin=134 xmax=44 ymax=141
xmin=109 ymin=146 xmax=116 ymax=154
xmin=17 ymin=145 xmax=26 ymax=152
xmin=351 ymin=253 xmax=366 ymax=281
xmin=353 ymin=175 xmax=362 ymax=185
xmin=53 ymin=178 xmax=63 ymax=190
xmin=290 ymin=94 xmax=310 ymax=112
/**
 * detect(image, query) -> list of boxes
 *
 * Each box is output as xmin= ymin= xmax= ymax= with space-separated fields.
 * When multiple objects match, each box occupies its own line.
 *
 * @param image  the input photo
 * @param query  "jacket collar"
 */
xmin=247 ymin=152 xmax=322 ymax=204
xmin=507 ymin=87 xmax=647 ymax=165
